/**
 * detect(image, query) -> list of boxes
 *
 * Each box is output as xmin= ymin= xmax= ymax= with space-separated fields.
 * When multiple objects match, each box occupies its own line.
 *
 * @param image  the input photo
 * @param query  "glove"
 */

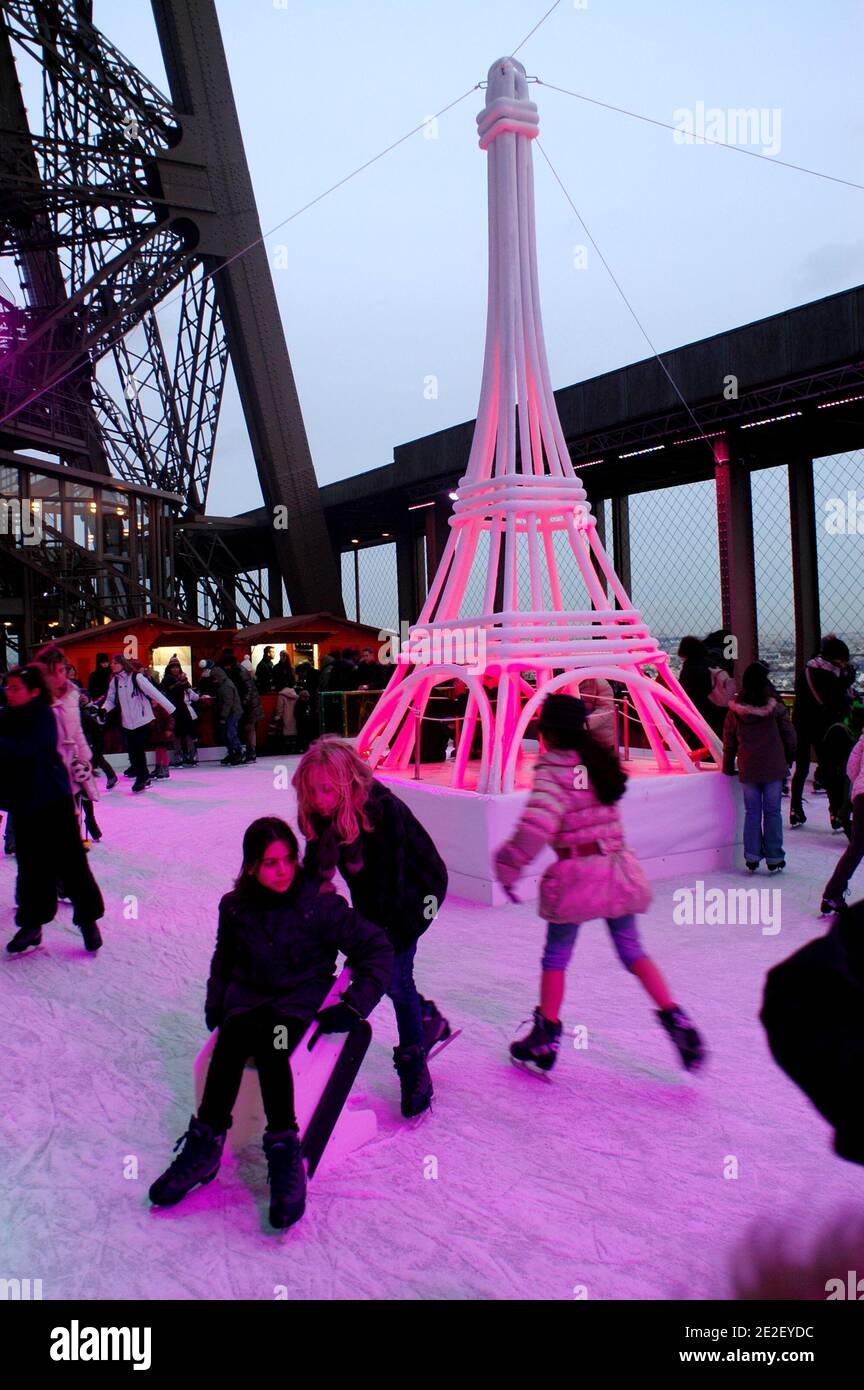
xmin=313 ymin=1001 xmax=362 ymax=1033
xmin=205 ymin=1008 xmax=222 ymax=1033
xmin=494 ymin=850 xmax=520 ymax=889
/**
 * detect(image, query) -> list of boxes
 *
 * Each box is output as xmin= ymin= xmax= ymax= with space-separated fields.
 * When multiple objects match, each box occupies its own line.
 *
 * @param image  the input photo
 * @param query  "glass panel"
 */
xmin=65 ymin=481 xmax=97 ymax=552
xmin=100 ymin=490 xmax=131 ymax=563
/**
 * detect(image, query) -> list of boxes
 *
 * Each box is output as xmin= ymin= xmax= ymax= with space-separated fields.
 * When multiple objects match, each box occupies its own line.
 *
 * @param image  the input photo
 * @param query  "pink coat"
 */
xmin=496 ymin=748 xmax=625 ymax=873
xmin=495 ymin=749 xmax=649 ymax=922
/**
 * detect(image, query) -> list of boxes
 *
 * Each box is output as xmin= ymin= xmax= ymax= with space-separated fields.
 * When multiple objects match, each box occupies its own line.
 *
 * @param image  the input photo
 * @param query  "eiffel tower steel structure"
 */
xmin=0 ymin=0 xmax=342 ymax=625
xmin=359 ymin=57 xmax=722 ymax=793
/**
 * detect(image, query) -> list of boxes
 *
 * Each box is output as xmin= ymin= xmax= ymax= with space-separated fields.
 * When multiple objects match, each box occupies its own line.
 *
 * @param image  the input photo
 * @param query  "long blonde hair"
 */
xmin=293 ymin=737 xmax=375 ymax=843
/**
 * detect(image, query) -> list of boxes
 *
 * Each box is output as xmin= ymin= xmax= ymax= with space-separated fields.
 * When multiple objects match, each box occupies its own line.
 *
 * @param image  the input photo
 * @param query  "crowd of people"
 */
xmin=1 ymin=628 xmax=863 ymax=1235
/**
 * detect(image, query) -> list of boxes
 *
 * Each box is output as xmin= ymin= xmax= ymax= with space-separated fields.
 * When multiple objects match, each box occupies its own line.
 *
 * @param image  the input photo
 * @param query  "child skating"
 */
xmin=294 ymin=738 xmax=451 ymax=1118
xmin=495 ymin=694 xmax=705 ymax=1075
xmin=149 ymin=816 xmax=392 ymax=1229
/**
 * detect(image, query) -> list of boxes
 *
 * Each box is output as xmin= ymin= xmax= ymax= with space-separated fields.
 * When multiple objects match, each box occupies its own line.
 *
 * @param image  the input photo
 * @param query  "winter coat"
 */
xmin=793 ymin=656 xmax=854 ymax=741
xmin=495 ymin=747 xmax=627 ymax=897
xmin=761 ymin=905 xmax=864 ymax=1165
xmin=53 ymin=685 xmax=100 ymax=800
xmin=204 ymin=871 xmax=394 ymax=1028
xmin=303 ymin=781 xmax=448 ymax=951
xmin=680 ymin=655 xmax=727 ymax=737
xmin=235 ymin=663 xmax=263 ymax=723
xmin=272 ymin=659 xmax=295 ymax=693
xmin=161 ymin=672 xmax=198 ymax=734
xmin=846 ymin=737 xmax=864 ymax=803
xmin=579 ymin=676 xmax=616 ymax=749
xmin=149 ymin=701 xmax=175 ymax=749
xmin=103 ymin=669 xmax=173 ymax=731
xmin=0 ymin=700 xmax=72 ymax=816
xmin=255 ymin=656 xmax=275 ymax=693
xmin=87 ymin=667 xmax=112 ymax=701
xmin=722 ymin=697 xmax=796 ymax=783
xmin=274 ymin=687 xmax=299 ymax=736
xmin=209 ymin=665 xmax=242 ymax=723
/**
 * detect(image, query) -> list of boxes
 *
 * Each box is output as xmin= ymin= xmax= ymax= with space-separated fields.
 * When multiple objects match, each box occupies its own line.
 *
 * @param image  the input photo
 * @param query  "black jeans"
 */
xmin=825 ymin=796 xmax=864 ymax=900
xmin=386 ymin=943 xmax=424 ymax=1050
xmin=13 ymin=798 xmax=105 ymax=929
xmin=125 ymin=723 xmax=151 ymax=783
xmin=198 ymin=1008 xmax=307 ymax=1133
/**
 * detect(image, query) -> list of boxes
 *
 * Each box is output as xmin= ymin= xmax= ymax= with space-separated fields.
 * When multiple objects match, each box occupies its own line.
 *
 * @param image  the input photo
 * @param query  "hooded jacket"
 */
xmin=722 ymin=697 xmax=796 ymax=783
xmin=793 ymin=656 xmax=854 ymax=736
xmin=204 ymin=870 xmax=394 ymax=1028
xmin=210 ymin=665 xmax=243 ymax=722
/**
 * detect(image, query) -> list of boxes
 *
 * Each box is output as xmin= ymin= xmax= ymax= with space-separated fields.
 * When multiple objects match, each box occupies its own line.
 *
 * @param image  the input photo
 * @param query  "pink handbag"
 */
xmin=539 ymin=845 xmax=652 ymax=924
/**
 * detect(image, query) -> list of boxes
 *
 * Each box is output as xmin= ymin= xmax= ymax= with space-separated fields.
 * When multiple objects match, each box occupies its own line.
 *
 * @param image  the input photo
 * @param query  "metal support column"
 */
xmin=715 ymin=435 xmax=758 ymax=675
xmin=788 ymin=455 xmax=821 ymax=671
xmin=611 ymin=495 xmax=631 ymax=606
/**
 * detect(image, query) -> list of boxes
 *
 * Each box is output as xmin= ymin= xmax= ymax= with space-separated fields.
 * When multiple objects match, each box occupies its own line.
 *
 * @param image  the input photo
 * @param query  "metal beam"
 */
xmin=788 ymin=455 xmax=821 ymax=671
xmin=150 ymin=0 xmax=344 ymax=615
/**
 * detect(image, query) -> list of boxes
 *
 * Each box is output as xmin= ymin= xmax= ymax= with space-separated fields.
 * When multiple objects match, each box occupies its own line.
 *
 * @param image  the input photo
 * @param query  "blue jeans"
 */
xmin=220 ymin=714 xmax=242 ymax=755
xmin=542 ymin=914 xmax=646 ymax=971
xmin=741 ymin=779 xmax=784 ymax=864
xmin=386 ymin=942 xmax=424 ymax=1050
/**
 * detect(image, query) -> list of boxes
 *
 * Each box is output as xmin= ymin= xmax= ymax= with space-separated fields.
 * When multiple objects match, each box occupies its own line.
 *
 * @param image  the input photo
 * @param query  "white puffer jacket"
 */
xmin=102 ymin=669 xmax=173 ymax=730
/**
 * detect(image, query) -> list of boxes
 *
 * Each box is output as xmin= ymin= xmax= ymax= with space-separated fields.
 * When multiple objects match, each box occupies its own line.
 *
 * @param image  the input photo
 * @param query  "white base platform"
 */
xmin=378 ymin=764 xmax=743 ymax=906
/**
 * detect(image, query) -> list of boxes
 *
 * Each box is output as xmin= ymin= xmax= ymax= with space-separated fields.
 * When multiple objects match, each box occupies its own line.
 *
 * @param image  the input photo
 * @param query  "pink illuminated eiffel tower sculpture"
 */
xmin=359 ymin=57 xmax=722 ymax=793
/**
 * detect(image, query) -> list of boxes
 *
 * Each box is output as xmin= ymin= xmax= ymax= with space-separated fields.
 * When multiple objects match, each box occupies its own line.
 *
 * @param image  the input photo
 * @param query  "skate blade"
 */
xmin=509 ymin=1056 xmax=554 ymax=1084
xmin=427 ymin=1028 xmax=462 ymax=1061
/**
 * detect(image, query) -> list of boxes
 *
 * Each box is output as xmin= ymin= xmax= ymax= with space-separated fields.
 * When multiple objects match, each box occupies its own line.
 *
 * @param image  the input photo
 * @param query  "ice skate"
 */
xmin=79 ymin=922 xmax=102 ymax=953
xmin=656 ymin=1006 xmax=706 ymax=1073
xmin=393 ymin=1044 xmax=433 ymax=1118
xmin=149 ymin=1115 xmax=226 ymax=1206
xmin=263 ymin=1127 xmax=306 ymax=1229
xmin=419 ymin=996 xmax=451 ymax=1054
xmin=789 ymin=805 xmax=807 ymax=827
xmin=6 ymin=925 xmax=43 ymax=954
xmin=510 ymin=1008 xmax=561 ymax=1075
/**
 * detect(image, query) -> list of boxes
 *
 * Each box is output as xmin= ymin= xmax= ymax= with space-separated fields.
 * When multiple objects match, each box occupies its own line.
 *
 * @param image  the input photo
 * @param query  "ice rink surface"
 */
xmin=2 ymin=760 xmax=861 ymax=1301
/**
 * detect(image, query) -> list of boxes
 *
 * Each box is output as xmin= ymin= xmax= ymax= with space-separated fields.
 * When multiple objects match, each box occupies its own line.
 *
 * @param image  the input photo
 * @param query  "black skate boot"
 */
xmin=820 ymin=894 xmax=846 ymax=916
xmin=149 ymin=1115 xmax=227 ymax=1206
xmin=6 ymin=924 xmax=43 ymax=954
xmin=510 ymin=1007 xmax=562 ymax=1073
xmin=262 ymin=1127 xmax=307 ymax=1229
xmin=393 ymin=1044 xmax=433 ymax=1118
xmin=656 ymin=1006 xmax=706 ymax=1072
xmin=419 ymin=996 xmax=451 ymax=1054
xmin=789 ymin=804 xmax=806 ymax=827
xmin=78 ymin=922 xmax=102 ymax=953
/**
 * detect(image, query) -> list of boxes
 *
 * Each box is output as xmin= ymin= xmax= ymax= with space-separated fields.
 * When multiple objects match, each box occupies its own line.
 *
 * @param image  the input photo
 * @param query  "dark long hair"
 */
xmin=5 ymin=664 xmax=51 ymax=703
xmin=739 ymin=662 xmax=772 ymax=707
xmin=233 ymin=816 xmax=299 ymax=894
xmin=541 ymin=721 xmax=628 ymax=806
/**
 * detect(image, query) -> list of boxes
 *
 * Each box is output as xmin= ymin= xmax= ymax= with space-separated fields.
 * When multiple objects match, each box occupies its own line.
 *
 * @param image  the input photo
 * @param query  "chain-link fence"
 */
xmin=627 ymin=481 xmax=722 ymax=659
xmin=751 ymin=465 xmax=794 ymax=669
xmin=341 ymin=542 xmax=398 ymax=632
xmin=814 ymin=451 xmax=864 ymax=671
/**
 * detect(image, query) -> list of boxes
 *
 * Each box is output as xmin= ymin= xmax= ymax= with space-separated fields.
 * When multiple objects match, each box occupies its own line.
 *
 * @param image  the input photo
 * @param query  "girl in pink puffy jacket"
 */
xmin=495 ymin=693 xmax=705 ymax=1075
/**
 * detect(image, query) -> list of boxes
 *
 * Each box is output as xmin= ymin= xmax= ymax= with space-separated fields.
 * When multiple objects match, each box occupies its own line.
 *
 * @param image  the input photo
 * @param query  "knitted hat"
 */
xmin=537 ymin=693 xmax=588 ymax=736
xmin=198 ymin=658 xmax=214 ymax=671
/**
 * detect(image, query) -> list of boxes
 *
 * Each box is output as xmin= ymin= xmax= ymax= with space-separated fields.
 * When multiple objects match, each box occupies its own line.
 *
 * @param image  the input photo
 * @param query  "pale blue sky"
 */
xmin=89 ymin=0 xmax=864 ymax=517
